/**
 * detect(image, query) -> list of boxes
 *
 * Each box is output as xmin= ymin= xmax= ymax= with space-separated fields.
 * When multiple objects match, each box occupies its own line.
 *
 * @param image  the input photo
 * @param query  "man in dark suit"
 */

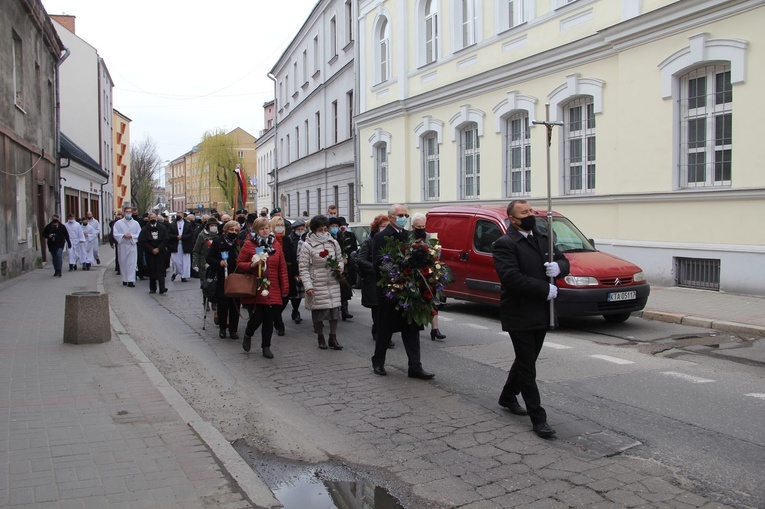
xmin=370 ymin=203 xmax=434 ymax=380
xmin=492 ymin=200 xmax=570 ymax=438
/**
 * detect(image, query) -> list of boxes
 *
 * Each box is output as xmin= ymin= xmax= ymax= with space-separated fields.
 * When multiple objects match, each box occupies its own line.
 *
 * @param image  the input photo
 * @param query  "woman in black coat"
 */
xmin=354 ymin=214 xmax=389 ymax=343
xmin=206 ymin=220 xmax=242 ymax=339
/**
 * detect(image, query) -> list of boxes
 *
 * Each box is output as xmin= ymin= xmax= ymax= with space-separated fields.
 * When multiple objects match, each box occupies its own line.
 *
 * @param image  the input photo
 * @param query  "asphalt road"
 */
xmin=108 ymin=276 xmax=765 ymax=508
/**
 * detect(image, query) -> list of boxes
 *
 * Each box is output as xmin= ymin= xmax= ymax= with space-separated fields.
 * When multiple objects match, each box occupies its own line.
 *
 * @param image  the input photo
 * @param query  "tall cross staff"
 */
xmin=532 ymin=103 xmax=564 ymax=329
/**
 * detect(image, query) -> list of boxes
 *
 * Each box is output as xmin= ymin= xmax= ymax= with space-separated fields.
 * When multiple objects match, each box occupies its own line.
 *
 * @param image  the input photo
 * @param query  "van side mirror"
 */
xmin=589 ymin=238 xmax=596 ymax=248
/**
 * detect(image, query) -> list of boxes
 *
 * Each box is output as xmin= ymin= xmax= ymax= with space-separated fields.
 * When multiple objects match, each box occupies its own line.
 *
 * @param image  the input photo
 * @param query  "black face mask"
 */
xmin=150 ymin=220 xmax=157 ymax=225
xmin=513 ymin=215 xmax=536 ymax=231
xmin=237 ymin=217 xmax=246 ymax=225
xmin=176 ymin=216 xmax=183 ymax=222
xmin=413 ymin=228 xmax=427 ymax=239
xmin=227 ymin=232 xmax=238 ymax=240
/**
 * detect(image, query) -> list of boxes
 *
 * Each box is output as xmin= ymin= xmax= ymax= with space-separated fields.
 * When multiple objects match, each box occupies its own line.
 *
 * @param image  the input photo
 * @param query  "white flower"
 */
xmin=261 ymin=289 xmax=269 ymax=297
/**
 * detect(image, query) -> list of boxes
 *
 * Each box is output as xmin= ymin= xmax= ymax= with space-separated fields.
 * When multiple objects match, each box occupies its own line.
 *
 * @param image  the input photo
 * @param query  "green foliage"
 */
xmin=196 ymin=129 xmax=243 ymax=210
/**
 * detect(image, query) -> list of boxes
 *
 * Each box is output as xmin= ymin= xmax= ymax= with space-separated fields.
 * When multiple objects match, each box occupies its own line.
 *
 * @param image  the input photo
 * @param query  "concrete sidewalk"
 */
xmin=0 ymin=261 xmax=279 ymax=508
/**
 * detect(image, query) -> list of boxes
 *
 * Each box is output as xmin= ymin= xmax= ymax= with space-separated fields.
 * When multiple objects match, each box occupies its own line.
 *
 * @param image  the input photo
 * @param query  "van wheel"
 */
xmin=604 ymin=312 xmax=631 ymax=323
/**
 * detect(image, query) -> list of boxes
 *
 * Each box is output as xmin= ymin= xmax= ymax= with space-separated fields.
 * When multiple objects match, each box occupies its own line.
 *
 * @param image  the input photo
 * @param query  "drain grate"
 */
xmin=569 ymin=430 xmax=642 ymax=457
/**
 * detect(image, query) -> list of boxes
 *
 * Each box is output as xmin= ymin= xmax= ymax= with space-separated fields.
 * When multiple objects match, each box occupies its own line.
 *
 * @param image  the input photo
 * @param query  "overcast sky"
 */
xmin=42 ymin=0 xmax=319 ymax=182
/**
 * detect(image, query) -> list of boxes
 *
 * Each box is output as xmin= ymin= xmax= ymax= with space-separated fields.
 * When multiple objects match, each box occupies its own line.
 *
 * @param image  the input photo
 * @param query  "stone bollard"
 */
xmin=63 ymin=291 xmax=111 ymax=344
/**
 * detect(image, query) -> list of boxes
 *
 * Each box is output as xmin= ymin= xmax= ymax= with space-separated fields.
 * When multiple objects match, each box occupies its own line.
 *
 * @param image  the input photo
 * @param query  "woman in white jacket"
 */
xmin=298 ymin=215 xmax=344 ymax=350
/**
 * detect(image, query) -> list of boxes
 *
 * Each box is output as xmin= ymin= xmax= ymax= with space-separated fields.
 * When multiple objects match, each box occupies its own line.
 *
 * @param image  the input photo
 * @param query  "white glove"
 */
xmin=547 ymin=284 xmax=558 ymax=301
xmin=544 ymin=261 xmax=561 ymax=278
xmin=193 ymin=266 xmax=199 ymax=272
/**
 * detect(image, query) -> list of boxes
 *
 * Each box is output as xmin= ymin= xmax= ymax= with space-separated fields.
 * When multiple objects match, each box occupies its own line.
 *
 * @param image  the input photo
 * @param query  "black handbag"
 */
xmin=201 ymin=265 xmax=218 ymax=300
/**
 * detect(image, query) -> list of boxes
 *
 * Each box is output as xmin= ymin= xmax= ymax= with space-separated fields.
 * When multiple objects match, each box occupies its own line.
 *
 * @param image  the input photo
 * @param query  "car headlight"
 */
xmin=633 ymin=271 xmax=646 ymax=282
xmin=564 ymin=276 xmax=599 ymax=287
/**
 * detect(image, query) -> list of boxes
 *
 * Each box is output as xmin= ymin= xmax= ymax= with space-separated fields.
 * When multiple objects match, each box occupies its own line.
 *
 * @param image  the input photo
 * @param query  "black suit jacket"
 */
xmin=167 ymin=219 xmax=194 ymax=253
xmin=492 ymin=227 xmax=570 ymax=332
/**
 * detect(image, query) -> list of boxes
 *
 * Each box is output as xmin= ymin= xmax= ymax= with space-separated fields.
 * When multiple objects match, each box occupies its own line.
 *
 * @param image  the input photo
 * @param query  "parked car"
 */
xmin=426 ymin=205 xmax=650 ymax=322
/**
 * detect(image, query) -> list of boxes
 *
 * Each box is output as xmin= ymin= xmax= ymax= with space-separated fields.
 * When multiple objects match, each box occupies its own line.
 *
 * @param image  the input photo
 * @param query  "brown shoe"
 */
xmin=318 ymin=334 xmax=327 ymax=349
xmin=328 ymin=334 xmax=343 ymax=350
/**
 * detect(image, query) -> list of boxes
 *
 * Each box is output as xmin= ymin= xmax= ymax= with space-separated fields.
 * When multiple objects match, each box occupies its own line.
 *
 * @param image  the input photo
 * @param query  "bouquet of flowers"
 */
xmin=319 ymin=248 xmax=348 ymax=286
xmin=377 ymin=233 xmax=454 ymax=326
xmin=252 ymin=251 xmax=271 ymax=296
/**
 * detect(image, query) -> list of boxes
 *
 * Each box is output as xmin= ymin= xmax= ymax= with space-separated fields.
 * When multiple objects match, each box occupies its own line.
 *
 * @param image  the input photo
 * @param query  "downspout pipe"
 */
xmin=55 ymin=47 xmax=70 ymax=217
xmin=267 ymin=72 xmax=278 ymax=210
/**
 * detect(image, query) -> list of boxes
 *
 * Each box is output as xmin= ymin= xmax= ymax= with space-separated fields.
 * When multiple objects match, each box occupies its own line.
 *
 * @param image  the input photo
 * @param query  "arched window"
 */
xmin=459 ymin=122 xmax=480 ymax=199
xmin=424 ymin=0 xmax=438 ymax=65
xmin=422 ymin=132 xmax=440 ymax=200
xmin=563 ymin=96 xmax=596 ymax=194
xmin=504 ymin=112 xmax=531 ymax=196
xmin=375 ymin=142 xmax=389 ymax=202
xmin=376 ymin=18 xmax=391 ymax=84
xmin=679 ymin=64 xmax=732 ymax=187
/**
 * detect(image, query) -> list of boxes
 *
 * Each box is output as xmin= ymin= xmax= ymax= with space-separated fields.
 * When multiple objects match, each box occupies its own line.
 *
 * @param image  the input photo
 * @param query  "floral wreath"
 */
xmin=377 ymin=233 xmax=454 ymax=326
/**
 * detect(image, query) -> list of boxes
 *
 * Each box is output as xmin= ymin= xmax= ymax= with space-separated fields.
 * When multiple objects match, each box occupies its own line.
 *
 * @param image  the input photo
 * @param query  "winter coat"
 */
xmin=298 ymin=232 xmax=344 ymax=311
xmin=236 ymin=236 xmax=289 ymax=307
xmin=192 ymin=229 xmax=217 ymax=276
xmin=277 ymin=234 xmax=301 ymax=298
xmin=43 ymin=222 xmax=71 ymax=251
xmin=492 ymin=227 xmax=570 ymax=332
xmin=206 ymin=235 xmax=241 ymax=304
xmin=354 ymin=235 xmax=378 ymax=308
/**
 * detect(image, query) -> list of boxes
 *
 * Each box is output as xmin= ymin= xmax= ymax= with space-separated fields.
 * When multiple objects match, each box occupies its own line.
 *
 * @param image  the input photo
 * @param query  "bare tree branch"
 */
xmin=130 ymin=136 xmax=161 ymax=214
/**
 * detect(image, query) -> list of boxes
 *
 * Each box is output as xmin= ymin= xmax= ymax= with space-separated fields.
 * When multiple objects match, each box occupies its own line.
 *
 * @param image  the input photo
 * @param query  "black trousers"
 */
xmin=499 ymin=329 xmax=547 ymax=425
xmin=218 ymin=297 xmax=240 ymax=332
xmin=372 ymin=306 xmax=422 ymax=372
xmin=245 ymin=304 xmax=274 ymax=348
xmin=149 ymin=277 xmax=166 ymax=292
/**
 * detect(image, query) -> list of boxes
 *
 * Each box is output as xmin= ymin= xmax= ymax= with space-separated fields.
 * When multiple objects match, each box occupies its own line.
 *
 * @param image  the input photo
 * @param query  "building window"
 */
xmin=347 ymin=183 xmax=355 ymax=222
xmin=563 ymin=97 xmax=596 ymax=194
xmin=296 ymin=191 xmax=301 ymax=216
xmin=504 ymin=112 xmax=531 ymax=196
xmin=295 ymin=126 xmax=300 ymax=158
xmin=346 ymin=0 xmax=354 ymax=44
xmin=313 ymin=35 xmax=320 ymax=74
xmin=305 ymin=120 xmax=310 ymax=153
xmin=317 ymin=188 xmax=322 ymax=214
xmin=424 ymin=0 xmax=438 ymax=65
xmin=330 ymin=16 xmax=337 ymax=57
xmin=306 ymin=190 xmax=310 ymax=215
xmin=461 ymin=0 xmax=477 ymax=48
xmin=302 ymin=49 xmax=308 ymax=85
xmin=679 ymin=65 xmax=732 ymax=188
xmin=293 ymin=62 xmax=298 ymax=92
xmin=375 ymin=143 xmax=388 ymax=202
xmin=507 ymin=0 xmax=524 ymax=29
xmin=285 ymin=134 xmax=291 ymax=164
xmin=422 ymin=132 xmax=440 ymax=200
xmin=332 ymin=100 xmax=338 ymax=144
xmin=347 ymin=91 xmax=353 ymax=139
xmin=316 ymin=111 xmax=322 ymax=150
xmin=333 ymin=185 xmax=339 ymax=212
xmin=459 ymin=122 xmax=480 ymax=199
xmin=376 ymin=18 xmax=391 ymax=84
xmin=16 ymin=175 xmax=27 ymax=241
xmin=13 ymin=31 xmax=23 ymax=108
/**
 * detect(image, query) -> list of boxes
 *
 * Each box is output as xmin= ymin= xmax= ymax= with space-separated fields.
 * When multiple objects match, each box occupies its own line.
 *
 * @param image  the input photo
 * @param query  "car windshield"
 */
xmin=503 ymin=216 xmax=596 ymax=253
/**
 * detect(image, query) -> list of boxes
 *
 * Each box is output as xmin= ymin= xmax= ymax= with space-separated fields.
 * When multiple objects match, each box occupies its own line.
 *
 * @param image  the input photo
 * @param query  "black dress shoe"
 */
xmin=276 ymin=327 xmax=285 ymax=337
xmin=533 ymin=422 xmax=556 ymax=438
xmin=408 ymin=370 xmax=435 ymax=380
xmin=181 ymin=278 xmax=187 ymax=282
xmin=242 ymin=334 xmax=252 ymax=352
xmin=219 ymin=329 xmax=227 ymax=339
xmin=159 ymin=288 xmax=168 ymax=294
xmin=498 ymin=396 xmax=528 ymax=416
xmin=229 ymin=332 xmax=239 ymax=340
xmin=171 ymin=273 xmax=177 ymax=281
xmin=123 ymin=282 xmax=127 ymax=286
xmin=372 ymin=365 xmax=387 ymax=376
xmin=127 ymin=282 xmax=135 ymax=287
xmin=149 ymin=290 xmax=156 ymax=294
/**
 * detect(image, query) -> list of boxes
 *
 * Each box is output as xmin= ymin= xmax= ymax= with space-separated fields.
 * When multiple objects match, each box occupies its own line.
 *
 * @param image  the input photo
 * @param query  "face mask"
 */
xmin=176 ymin=216 xmax=183 ymax=221
xmin=514 ymin=215 xmax=536 ymax=231
xmin=209 ymin=226 xmax=218 ymax=234
xmin=395 ymin=217 xmax=408 ymax=229
xmin=295 ymin=229 xmax=305 ymax=237
xmin=316 ymin=232 xmax=330 ymax=241
xmin=330 ymin=227 xmax=339 ymax=235
xmin=150 ymin=220 xmax=157 ymax=225
xmin=274 ymin=226 xmax=285 ymax=234
xmin=227 ymin=232 xmax=238 ymax=240
xmin=413 ymin=228 xmax=426 ymax=239
xmin=52 ymin=221 xmax=59 ymax=225
xmin=237 ymin=217 xmax=245 ymax=225
xmin=125 ymin=214 xmax=132 ymax=220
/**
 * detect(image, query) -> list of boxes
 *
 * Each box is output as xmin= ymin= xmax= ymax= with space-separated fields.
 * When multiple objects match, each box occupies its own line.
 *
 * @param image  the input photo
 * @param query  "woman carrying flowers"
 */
xmin=236 ymin=217 xmax=289 ymax=358
xmin=297 ymin=214 xmax=344 ymax=350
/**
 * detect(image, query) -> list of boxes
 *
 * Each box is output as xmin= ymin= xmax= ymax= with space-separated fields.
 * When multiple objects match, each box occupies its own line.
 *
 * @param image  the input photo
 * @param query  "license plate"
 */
xmin=607 ymin=291 xmax=636 ymax=302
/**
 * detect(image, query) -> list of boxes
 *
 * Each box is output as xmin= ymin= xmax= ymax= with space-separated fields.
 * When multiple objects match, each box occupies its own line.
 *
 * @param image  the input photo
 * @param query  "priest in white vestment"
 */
xmin=112 ymin=209 xmax=142 ymax=286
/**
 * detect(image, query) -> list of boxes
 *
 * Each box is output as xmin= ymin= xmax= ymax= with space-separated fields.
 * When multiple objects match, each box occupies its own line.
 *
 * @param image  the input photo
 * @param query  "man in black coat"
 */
xmin=138 ymin=213 xmax=169 ymax=294
xmin=492 ymin=199 xmax=570 ymax=438
xmin=370 ymin=203 xmax=434 ymax=380
xmin=43 ymin=214 xmax=71 ymax=277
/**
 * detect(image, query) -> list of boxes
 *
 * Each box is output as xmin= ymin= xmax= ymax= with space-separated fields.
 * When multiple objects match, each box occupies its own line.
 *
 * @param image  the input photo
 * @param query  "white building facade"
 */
xmin=355 ymin=0 xmax=764 ymax=296
xmin=51 ymin=16 xmax=114 ymax=232
xmin=270 ymin=0 xmax=359 ymax=221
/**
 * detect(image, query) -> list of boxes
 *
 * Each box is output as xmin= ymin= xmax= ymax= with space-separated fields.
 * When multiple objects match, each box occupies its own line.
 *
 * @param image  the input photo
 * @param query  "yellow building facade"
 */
xmin=112 ymin=109 xmax=131 ymax=213
xmin=355 ymin=0 xmax=764 ymax=295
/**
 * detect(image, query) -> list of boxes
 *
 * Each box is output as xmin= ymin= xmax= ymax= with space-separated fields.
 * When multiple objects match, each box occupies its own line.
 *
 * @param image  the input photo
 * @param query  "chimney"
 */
xmin=50 ymin=15 xmax=76 ymax=34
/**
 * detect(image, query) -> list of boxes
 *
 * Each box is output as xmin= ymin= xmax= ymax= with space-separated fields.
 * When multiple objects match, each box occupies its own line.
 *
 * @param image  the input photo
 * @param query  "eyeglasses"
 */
xmin=393 ymin=213 xmax=409 ymax=218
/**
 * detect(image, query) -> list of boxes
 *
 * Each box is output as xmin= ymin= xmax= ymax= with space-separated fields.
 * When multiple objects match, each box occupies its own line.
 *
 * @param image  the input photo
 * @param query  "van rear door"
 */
xmin=427 ymin=212 xmax=473 ymax=298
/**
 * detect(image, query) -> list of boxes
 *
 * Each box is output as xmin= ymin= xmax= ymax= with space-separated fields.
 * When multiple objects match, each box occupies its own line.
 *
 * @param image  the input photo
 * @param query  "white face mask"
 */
xmin=209 ymin=226 xmax=218 ymax=234
xmin=274 ymin=226 xmax=285 ymax=234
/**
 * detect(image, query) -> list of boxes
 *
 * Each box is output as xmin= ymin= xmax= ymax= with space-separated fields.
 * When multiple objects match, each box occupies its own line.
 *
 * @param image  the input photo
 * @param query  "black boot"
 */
xmin=291 ymin=309 xmax=302 ymax=324
xmin=328 ymin=334 xmax=343 ymax=350
xmin=431 ymin=329 xmax=446 ymax=341
xmin=243 ymin=334 xmax=252 ymax=352
xmin=341 ymin=302 xmax=353 ymax=320
xmin=318 ymin=334 xmax=327 ymax=350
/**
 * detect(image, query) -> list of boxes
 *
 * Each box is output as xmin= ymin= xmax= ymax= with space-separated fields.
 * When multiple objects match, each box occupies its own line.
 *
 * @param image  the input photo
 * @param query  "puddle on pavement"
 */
xmin=233 ymin=440 xmax=407 ymax=509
